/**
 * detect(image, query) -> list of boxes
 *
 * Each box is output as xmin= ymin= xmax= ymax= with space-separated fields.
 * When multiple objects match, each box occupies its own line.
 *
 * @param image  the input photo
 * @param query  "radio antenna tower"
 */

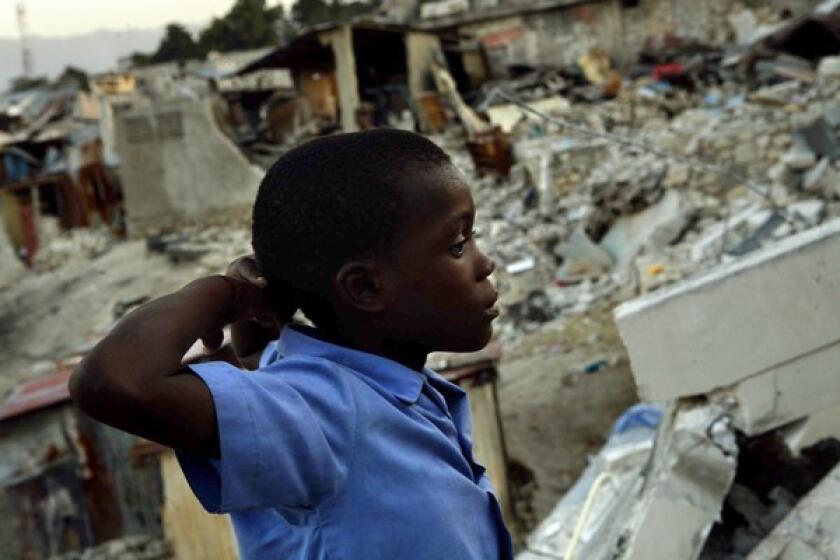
xmin=16 ymin=1 xmax=34 ymax=78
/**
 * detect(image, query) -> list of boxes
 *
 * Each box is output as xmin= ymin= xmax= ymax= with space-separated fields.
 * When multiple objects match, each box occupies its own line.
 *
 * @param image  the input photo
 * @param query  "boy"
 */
xmin=70 ymin=130 xmax=512 ymax=559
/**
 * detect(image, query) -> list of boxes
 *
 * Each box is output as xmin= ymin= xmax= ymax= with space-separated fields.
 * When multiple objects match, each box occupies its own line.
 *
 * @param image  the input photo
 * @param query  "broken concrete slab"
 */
xmin=782 ymin=142 xmax=817 ymax=171
xmin=728 ymin=339 xmax=840 ymax=435
xmin=615 ymin=220 xmax=840 ymax=402
xmin=622 ymin=402 xmax=738 ymax=560
xmin=486 ymin=96 xmax=570 ymax=134
xmin=796 ymin=117 xmax=840 ymax=159
xmin=801 ymin=157 xmax=832 ymax=194
xmin=789 ymin=199 xmax=826 ymax=226
xmin=746 ymin=463 xmax=840 ymax=559
xmin=600 ymin=190 xmax=691 ymax=274
xmin=555 ymin=228 xmax=613 ymax=283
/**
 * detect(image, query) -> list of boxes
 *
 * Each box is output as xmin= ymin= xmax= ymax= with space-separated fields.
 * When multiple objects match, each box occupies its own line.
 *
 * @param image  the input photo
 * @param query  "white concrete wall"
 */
xmin=115 ymin=97 xmax=264 ymax=235
xmin=615 ymin=220 xmax=840 ymax=403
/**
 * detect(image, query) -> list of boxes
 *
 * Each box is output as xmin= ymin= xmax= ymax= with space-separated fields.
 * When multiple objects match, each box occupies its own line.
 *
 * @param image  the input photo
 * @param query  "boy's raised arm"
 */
xmin=69 ymin=275 xmax=271 ymax=458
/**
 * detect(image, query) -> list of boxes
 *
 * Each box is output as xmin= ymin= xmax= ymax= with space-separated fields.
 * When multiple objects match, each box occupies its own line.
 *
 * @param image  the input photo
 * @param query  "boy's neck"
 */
xmin=299 ymin=324 xmax=428 ymax=371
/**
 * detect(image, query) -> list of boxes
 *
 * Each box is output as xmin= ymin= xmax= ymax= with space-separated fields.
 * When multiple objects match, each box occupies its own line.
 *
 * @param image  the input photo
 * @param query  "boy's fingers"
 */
xmin=227 ymin=255 xmax=267 ymax=288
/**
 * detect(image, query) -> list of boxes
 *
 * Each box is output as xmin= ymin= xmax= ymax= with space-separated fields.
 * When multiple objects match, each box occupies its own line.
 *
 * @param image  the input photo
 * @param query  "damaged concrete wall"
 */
xmin=456 ymin=0 xmax=825 ymax=75
xmin=115 ymin=97 xmax=264 ymax=236
xmin=615 ymin=220 xmax=840 ymax=433
xmin=458 ymin=2 xmax=623 ymax=76
xmin=620 ymin=0 xmax=824 ymax=65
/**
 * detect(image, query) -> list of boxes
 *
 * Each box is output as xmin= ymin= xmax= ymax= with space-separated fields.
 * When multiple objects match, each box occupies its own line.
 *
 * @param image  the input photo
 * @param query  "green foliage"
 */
xmin=291 ymin=0 xmax=380 ymax=28
xmin=198 ymin=0 xmax=281 ymax=54
xmin=126 ymin=52 xmax=152 ymax=68
xmin=57 ymin=65 xmax=90 ymax=91
xmin=153 ymin=23 xmax=201 ymax=63
xmin=11 ymin=75 xmax=49 ymax=92
xmin=131 ymin=0 xmax=380 ymax=66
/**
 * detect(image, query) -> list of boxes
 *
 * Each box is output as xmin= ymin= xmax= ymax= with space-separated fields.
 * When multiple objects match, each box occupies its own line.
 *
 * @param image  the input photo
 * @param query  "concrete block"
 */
xmin=116 ymin=97 xmax=264 ymax=235
xmin=729 ymin=340 xmax=840 ymax=435
xmin=615 ymin=220 xmax=840 ymax=402
xmin=623 ymin=402 xmax=738 ymax=560
xmin=746 ymin=463 xmax=840 ymax=559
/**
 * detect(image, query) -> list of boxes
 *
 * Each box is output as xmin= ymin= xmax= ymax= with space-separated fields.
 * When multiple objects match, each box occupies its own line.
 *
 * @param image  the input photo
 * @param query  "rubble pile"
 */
xmin=32 ymin=227 xmax=115 ymax=272
xmin=442 ymin=66 xmax=840 ymax=349
xmin=518 ymin=219 xmax=840 ymax=559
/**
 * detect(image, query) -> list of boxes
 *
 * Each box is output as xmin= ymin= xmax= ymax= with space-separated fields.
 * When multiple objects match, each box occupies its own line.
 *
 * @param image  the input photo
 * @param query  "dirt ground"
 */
xmin=496 ymin=306 xmax=639 ymax=534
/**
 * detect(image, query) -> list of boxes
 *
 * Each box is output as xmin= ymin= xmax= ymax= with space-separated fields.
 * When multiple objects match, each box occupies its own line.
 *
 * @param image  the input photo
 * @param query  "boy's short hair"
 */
xmin=252 ymin=129 xmax=451 ymax=327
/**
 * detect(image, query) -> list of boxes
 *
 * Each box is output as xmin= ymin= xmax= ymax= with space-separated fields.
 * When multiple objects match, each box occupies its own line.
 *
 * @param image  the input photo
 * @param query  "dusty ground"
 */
xmin=497 ymin=305 xmax=639 ymax=534
xmin=0 ymin=228 xmax=251 ymax=394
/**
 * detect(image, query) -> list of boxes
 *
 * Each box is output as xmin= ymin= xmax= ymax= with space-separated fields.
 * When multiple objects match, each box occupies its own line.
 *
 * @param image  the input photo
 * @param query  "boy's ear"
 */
xmin=334 ymin=261 xmax=386 ymax=313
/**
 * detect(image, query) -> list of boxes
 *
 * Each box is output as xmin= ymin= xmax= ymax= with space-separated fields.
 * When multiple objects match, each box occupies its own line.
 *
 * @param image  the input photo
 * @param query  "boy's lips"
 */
xmin=483 ymin=293 xmax=500 ymax=319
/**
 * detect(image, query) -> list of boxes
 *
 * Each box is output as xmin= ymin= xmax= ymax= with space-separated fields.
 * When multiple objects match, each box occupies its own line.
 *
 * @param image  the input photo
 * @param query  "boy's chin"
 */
xmin=435 ymin=325 xmax=494 ymax=354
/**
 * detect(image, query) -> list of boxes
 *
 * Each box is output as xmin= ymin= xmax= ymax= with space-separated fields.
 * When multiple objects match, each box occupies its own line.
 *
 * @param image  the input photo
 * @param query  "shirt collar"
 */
xmin=274 ymin=325 xmax=429 ymax=404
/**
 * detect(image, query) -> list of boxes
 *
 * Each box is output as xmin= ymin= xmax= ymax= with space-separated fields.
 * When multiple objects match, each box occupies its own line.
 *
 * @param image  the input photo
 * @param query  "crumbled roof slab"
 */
xmin=615 ymin=219 xmax=840 ymax=404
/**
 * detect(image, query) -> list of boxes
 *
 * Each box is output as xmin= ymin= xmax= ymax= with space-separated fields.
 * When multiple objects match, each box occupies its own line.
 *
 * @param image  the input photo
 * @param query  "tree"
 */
xmin=57 ymin=65 xmax=90 ymax=91
xmin=290 ymin=0 xmax=380 ymax=28
xmin=153 ymin=23 xmax=201 ymax=63
xmin=127 ymin=51 xmax=154 ymax=68
xmin=291 ymin=0 xmax=333 ymax=27
xmin=198 ymin=0 xmax=281 ymax=55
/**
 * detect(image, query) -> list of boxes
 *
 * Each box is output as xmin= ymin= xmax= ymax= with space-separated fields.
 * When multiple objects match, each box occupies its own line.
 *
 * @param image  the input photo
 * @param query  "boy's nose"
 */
xmin=477 ymin=251 xmax=495 ymax=280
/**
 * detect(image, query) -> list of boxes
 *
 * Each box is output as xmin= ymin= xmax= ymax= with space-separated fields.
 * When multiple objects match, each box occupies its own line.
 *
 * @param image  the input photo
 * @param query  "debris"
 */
xmin=582 ymin=359 xmax=608 ymax=374
xmin=796 ymin=117 xmax=840 ymax=159
xmin=745 ymin=462 xmax=840 ymax=559
xmin=599 ymin=190 xmax=691 ymax=274
xmin=801 ymin=157 xmax=832 ymax=194
xmin=506 ymin=256 xmax=537 ymax=275
xmin=789 ymin=199 xmax=826 ymax=226
xmin=555 ymin=229 xmax=614 ymax=284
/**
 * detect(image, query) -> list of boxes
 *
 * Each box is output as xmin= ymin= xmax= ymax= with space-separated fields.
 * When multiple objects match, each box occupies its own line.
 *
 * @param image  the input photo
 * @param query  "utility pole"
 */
xmin=16 ymin=1 xmax=33 ymax=78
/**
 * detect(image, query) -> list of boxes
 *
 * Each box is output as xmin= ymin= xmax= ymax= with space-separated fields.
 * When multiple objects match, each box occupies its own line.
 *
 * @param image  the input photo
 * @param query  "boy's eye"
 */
xmin=449 ymin=229 xmax=477 ymax=258
xmin=449 ymin=239 xmax=467 ymax=258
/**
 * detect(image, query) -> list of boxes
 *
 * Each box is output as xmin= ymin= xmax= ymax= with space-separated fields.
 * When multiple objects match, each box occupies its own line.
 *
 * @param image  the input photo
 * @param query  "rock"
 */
xmin=801 ymin=157 xmax=832 ymax=194
xmin=767 ymin=162 xmax=798 ymax=189
xmin=782 ymin=143 xmax=816 ymax=171
xmin=818 ymin=56 xmax=840 ymax=79
xmin=789 ymin=199 xmax=826 ymax=226
xmin=555 ymin=228 xmax=614 ymax=283
xmin=796 ymin=118 xmax=840 ymax=159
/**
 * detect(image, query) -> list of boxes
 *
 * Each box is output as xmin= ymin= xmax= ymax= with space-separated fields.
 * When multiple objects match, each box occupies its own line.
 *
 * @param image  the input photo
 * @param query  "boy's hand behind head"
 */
xmin=199 ymin=262 xmax=276 ymax=353
xmin=221 ymin=255 xmax=286 ymax=364
xmin=226 ymin=255 xmax=269 ymax=293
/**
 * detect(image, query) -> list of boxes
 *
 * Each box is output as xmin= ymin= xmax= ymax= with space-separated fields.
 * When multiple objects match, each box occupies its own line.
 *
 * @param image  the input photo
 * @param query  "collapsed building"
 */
xmin=0 ymin=85 xmax=122 ymax=267
xmin=1 ymin=0 xmax=840 ymax=557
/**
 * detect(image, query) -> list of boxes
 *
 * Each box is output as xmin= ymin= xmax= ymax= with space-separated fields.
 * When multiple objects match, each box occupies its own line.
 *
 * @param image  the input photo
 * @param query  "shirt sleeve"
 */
xmin=176 ymin=357 xmax=356 ymax=513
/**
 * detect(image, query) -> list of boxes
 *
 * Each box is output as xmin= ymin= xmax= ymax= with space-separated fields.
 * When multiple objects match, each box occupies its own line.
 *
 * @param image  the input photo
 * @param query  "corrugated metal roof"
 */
xmin=0 ymin=368 xmax=72 ymax=423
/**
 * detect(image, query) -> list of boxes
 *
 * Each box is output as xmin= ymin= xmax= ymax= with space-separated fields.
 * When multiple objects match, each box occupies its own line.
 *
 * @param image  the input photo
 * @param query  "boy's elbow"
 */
xmin=70 ymin=356 xmax=108 ymax=416
xmin=70 ymin=350 xmax=135 ymax=418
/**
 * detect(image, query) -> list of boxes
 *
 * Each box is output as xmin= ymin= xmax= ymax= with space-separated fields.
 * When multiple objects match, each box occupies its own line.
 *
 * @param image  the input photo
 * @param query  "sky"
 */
xmin=0 ymin=0 xmax=292 ymax=38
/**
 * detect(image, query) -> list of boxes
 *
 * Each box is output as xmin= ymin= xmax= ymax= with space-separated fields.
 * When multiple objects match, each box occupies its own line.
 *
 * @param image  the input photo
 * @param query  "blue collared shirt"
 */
xmin=177 ymin=325 xmax=513 ymax=559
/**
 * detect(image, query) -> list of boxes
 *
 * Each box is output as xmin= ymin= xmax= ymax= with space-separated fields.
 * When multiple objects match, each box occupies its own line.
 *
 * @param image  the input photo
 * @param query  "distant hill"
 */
xmin=0 ymin=25 xmax=202 ymax=91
